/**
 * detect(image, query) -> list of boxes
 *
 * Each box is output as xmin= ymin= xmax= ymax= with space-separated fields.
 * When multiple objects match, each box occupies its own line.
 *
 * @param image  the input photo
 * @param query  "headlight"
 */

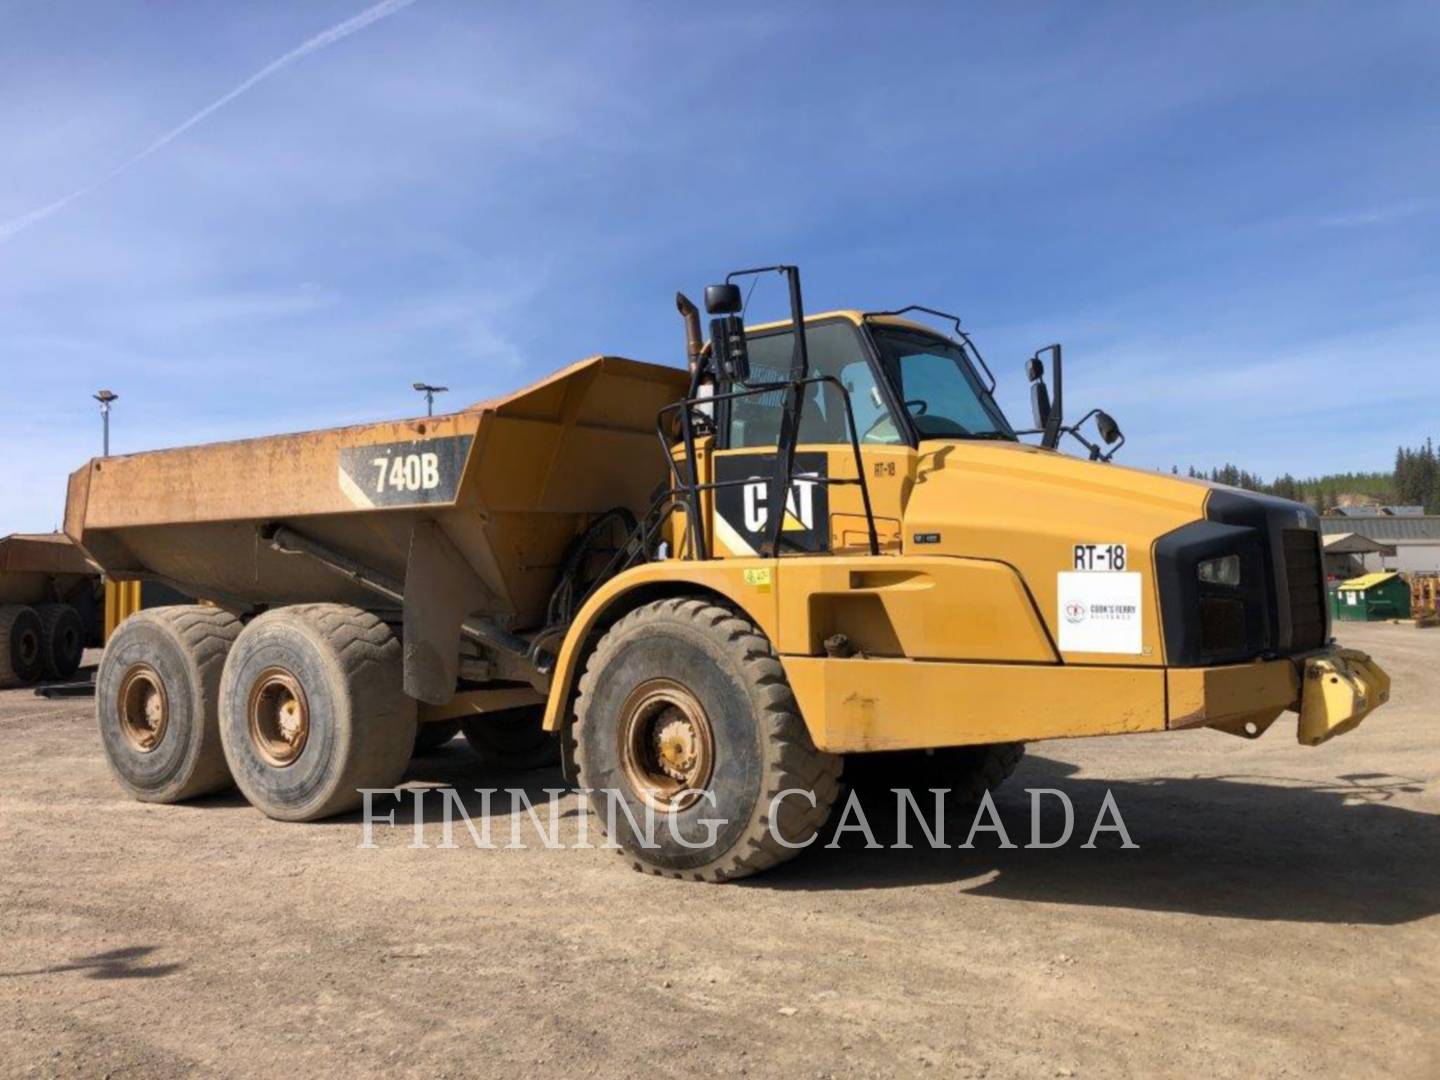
xmin=1198 ymin=554 xmax=1241 ymax=586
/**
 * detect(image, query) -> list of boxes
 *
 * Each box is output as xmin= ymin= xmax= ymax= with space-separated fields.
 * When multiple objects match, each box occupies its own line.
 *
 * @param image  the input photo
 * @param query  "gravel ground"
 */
xmin=1 ymin=621 xmax=1435 ymax=1079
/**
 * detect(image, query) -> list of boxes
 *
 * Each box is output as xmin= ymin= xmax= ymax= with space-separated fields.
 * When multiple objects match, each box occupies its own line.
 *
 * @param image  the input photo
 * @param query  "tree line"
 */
xmin=1178 ymin=438 xmax=1439 ymax=513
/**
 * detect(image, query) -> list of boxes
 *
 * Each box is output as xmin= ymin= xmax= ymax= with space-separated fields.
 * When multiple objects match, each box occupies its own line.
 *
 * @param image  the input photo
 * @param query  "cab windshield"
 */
xmin=868 ymin=324 xmax=1016 ymax=442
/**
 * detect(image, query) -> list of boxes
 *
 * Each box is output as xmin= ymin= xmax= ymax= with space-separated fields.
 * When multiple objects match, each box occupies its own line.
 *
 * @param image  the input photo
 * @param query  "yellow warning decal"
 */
xmin=743 ymin=567 xmax=773 ymax=592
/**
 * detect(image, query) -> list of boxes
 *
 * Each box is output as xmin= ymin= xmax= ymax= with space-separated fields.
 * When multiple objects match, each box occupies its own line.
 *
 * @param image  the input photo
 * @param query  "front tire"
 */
xmin=461 ymin=706 xmax=557 ymax=770
xmin=96 ymin=606 xmax=241 ymax=802
xmin=219 ymin=604 xmax=415 ymax=822
xmin=574 ymin=598 xmax=840 ymax=882
xmin=845 ymin=742 xmax=1026 ymax=804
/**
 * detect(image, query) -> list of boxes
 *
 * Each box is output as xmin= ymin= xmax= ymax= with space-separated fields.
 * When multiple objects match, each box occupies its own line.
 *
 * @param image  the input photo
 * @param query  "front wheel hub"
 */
xmin=618 ymin=678 xmax=715 ymax=812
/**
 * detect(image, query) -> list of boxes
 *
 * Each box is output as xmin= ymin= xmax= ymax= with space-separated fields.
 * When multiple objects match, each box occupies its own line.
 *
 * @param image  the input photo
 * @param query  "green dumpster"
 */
xmin=1334 ymin=571 xmax=1411 ymax=622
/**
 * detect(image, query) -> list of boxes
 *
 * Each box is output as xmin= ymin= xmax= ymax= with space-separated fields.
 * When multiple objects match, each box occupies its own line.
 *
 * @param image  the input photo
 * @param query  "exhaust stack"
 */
xmin=675 ymin=292 xmax=702 ymax=374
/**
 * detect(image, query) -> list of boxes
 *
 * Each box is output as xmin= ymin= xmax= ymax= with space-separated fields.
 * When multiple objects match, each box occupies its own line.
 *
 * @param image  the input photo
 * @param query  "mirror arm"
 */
xmin=1037 ymin=344 xmax=1063 ymax=450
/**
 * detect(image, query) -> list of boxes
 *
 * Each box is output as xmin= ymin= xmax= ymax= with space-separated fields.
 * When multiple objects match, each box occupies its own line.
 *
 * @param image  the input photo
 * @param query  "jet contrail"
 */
xmin=0 ymin=0 xmax=418 ymax=244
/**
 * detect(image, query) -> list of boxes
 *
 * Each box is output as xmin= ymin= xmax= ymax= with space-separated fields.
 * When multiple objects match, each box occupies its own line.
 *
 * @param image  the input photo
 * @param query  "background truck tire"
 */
xmin=461 ymin=705 xmax=557 ymax=771
xmin=219 ymin=604 xmax=415 ymax=822
xmin=96 ymin=605 xmax=241 ymax=802
xmin=413 ymin=719 xmax=462 ymax=756
xmin=845 ymin=742 xmax=1026 ymax=805
xmin=0 ymin=605 xmax=43 ymax=687
xmin=574 ymin=597 xmax=841 ymax=882
xmin=36 ymin=603 xmax=85 ymax=681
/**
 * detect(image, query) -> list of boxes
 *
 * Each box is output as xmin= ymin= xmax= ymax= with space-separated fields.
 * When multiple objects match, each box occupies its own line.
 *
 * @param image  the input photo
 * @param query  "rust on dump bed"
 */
xmin=64 ymin=355 xmax=689 ymax=628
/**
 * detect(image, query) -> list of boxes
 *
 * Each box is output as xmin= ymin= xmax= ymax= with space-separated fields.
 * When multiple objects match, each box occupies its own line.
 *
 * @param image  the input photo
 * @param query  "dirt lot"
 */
xmin=2 ymin=622 xmax=1436 ymax=1079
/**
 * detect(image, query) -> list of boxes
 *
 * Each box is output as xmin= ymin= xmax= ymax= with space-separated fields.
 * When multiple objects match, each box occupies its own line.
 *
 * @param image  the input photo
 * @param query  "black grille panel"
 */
xmin=1282 ymin=528 xmax=1326 ymax=651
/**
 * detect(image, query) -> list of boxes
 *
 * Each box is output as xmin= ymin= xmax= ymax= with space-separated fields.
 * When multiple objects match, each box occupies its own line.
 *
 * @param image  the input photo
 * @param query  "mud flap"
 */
xmin=1297 ymin=647 xmax=1391 ymax=746
xmin=402 ymin=522 xmax=495 ymax=705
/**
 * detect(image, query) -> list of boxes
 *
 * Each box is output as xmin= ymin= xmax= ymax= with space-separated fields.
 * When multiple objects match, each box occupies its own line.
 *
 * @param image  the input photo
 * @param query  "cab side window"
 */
xmin=726 ymin=321 xmax=898 ymax=448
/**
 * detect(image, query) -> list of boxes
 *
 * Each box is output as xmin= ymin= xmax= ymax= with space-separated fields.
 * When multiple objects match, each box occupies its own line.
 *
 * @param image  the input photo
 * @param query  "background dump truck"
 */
xmin=0 ymin=532 xmax=102 ymax=687
xmin=64 ymin=266 xmax=1391 ymax=881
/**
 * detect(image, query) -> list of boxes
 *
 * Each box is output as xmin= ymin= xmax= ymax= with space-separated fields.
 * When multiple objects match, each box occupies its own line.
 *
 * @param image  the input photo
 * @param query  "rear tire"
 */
xmin=461 ymin=706 xmax=557 ymax=770
xmin=574 ymin=598 xmax=841 ymax=882
xmin=96 ymin=606 xmax=241 ymax=802
xmin=36 ymin=603 xmax=85 ymax=681
xmin=0 ymin=605 xmax=43 ymax=687
xmin=413 ymin=719 xmax=462 ymax=756
xmin=219 ymin=604 xmax=415 ymax=822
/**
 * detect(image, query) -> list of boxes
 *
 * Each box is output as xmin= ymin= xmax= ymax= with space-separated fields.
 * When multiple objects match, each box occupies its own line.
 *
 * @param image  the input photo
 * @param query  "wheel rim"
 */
xmin=247 ymin=667 xmax=310 ymax=768
xmin=118 ymin=664 xmax=168 ymax=753
xmin=17 ymin=628 xmax=38 ymax=668
xmin=59 ymin=626 xmax=79 ymax=660
xmin=618 ymin=678 xmax=715 ymax=812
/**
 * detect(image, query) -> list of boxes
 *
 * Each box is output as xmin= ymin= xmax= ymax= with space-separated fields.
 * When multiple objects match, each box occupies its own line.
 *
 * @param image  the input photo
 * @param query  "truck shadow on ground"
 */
xmin=760 ymin=754 xmax=1440 ymax=925
xmin=321 ymin=740 xmax=1439 ymax=927
xmin=328 ymin=738 xmax=577 ymax=827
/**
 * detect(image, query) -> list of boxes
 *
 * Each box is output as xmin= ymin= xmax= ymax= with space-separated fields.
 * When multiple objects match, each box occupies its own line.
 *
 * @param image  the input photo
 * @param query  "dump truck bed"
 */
xmin=0 ymin=533 xmax=97 ymax=605
xmin=65 ymin=356 xmax=689 ymax=628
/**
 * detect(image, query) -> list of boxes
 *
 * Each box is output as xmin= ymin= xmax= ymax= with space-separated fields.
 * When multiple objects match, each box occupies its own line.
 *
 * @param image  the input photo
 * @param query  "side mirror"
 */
xmin=1030 ymin=381 xmax=1051 ymax=430
xmin=1096 ymin=409 xmax=1121 ymax=444
xmin=704 ymin=283 xmax=743 ymax=315
xmin=1025 ymin=357 xmax=1044 ymax=383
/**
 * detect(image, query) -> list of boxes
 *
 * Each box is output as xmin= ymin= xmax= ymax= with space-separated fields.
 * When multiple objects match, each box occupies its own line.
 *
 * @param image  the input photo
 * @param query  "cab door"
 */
xmin=709 ymin=317 xmax=912 ymax=559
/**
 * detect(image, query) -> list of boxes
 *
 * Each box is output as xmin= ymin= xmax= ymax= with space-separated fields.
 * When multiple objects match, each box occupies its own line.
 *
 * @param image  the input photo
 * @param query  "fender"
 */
xmin=541 ymin=558 xmax=781 ymax=732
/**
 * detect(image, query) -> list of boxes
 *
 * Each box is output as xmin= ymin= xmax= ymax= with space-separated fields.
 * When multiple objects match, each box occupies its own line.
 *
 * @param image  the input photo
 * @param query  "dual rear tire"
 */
xmin=217 ymin=604 xmax=416 ymax=821
xmin=0 ymin=602 xmax=86 ymax=687
xmin=98 ymin=604 xmax=414 ymax=820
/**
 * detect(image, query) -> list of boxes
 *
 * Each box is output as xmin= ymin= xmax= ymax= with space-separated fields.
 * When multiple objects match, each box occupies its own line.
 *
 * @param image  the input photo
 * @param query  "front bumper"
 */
xmin=1168 ymin=644 xmax=1390 ymax=745
xmin=782 ymin=644 xmax=1391 ymax=754
xmin=1295 ymin=647 xmax=1391 ymax=746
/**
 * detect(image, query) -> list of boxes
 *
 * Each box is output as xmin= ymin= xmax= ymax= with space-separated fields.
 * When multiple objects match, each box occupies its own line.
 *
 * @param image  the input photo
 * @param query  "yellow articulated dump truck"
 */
xmin=0 ymin=532 xmax=102 ymax=686
xmin=64 ymin=265 xmax=1390 ymax=881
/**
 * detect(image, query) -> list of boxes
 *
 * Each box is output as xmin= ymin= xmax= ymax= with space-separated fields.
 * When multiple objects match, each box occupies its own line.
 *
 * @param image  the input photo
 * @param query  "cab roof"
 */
xmin=745 ymin=309 xmax=946 ymax=337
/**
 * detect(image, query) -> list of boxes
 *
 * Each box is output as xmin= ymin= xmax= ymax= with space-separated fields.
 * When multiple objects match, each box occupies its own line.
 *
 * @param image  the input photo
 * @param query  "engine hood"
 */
xmin=902 ymin=440 xmax=1211 ymax=664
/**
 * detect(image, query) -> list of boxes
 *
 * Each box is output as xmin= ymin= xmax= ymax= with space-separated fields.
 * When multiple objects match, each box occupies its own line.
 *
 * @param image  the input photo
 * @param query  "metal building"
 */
xmin=1318 ymin=515 xmax=1440 ymax=573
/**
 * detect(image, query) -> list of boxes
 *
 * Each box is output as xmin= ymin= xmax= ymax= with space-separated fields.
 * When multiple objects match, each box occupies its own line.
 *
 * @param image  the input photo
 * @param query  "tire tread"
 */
xmin=575 ymin=596 xmax=841 ymax=883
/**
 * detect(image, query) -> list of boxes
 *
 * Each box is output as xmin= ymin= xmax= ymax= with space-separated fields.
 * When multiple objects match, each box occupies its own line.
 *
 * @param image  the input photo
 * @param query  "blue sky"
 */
xmin=2 ymin=0 xmax=1437 ymax=532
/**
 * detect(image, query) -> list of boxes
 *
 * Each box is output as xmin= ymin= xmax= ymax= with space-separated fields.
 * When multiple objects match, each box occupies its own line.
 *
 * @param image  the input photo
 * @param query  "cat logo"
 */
xmin=742 ymin=474 xmax=818 ymax=533
xmin=712 ymin=452 xmax=829 ymax=556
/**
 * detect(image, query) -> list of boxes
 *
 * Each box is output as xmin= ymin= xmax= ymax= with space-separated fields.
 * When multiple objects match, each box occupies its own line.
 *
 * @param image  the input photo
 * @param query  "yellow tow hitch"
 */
xmin=1297 ymin=647 xmax=1391 ymax=746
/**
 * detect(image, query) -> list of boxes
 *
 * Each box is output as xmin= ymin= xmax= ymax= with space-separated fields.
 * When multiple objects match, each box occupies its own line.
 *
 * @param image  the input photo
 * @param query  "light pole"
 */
xmin=412 ymin=382 xmax=448 ymax=417
xmin=94 ymin=389 xmax=118 ymax=456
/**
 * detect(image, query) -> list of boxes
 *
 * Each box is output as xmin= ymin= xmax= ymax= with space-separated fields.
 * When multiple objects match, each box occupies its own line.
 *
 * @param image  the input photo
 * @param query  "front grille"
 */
xmin=1282 ymin=528 xmax=1326 ymax=651
xmin=1200 ymin=595 xmax=1247 ymax=656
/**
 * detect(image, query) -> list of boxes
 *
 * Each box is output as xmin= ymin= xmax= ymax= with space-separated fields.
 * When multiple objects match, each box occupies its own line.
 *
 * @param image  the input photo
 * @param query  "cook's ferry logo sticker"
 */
xmin=1057 ymin=571 xmax=1143 ymax=654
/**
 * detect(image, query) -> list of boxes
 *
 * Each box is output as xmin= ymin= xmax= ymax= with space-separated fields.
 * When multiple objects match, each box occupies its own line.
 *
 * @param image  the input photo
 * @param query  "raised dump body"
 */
xmin=0 ymin=533 xmax=100 ymax=685
xmin=66 ymin=356 xmax=689 ymax=700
